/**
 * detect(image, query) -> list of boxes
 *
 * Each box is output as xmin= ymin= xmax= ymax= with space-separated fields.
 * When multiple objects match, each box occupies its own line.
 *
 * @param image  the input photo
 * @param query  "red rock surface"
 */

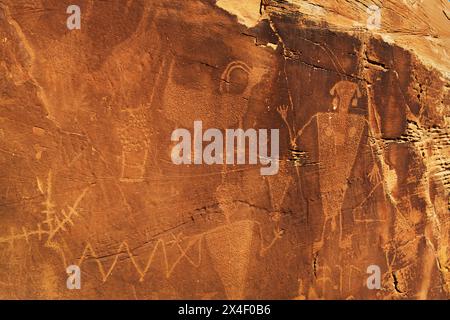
xmin=0 ymin=0 xmax=448 ymax=299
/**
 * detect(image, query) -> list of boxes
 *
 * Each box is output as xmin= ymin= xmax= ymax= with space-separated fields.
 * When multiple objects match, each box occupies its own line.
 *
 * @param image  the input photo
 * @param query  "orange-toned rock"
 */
xmin=0 ymin=0 xmax=448 ymax=299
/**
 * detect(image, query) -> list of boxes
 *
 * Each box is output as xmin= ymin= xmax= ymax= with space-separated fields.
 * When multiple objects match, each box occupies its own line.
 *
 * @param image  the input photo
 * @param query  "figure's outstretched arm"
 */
xmin=295 ymin=113 xmax=318 ymax=143
xmin=363 ymin=118 xmax=382 ymax=184
xmin=277 ymin=105 xmax=296 ymax=147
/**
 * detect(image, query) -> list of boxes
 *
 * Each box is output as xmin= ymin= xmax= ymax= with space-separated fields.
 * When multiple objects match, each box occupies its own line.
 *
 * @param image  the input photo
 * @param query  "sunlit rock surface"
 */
xmin=0 ymin=0 xmax=448 ymax=299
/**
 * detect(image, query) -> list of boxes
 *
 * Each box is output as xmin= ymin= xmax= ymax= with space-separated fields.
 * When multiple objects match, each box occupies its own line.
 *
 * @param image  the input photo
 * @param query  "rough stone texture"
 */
xmin=0 ymin=0 xmax=448 ymax=299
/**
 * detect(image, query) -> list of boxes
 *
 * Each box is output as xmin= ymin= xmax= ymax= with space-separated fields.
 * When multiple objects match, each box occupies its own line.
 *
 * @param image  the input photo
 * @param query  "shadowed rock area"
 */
xmin=0 ymin=0 xmax=448 ymax=299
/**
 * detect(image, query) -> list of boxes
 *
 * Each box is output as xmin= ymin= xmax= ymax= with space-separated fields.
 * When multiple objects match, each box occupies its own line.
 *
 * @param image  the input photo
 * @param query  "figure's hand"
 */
xmin=277 ymin=105 xmax=289 ymax=121
xmin=368 ymin=164 xmax=381 ymax=184
xmin=273 ymin=226 xmax=285 ymax=239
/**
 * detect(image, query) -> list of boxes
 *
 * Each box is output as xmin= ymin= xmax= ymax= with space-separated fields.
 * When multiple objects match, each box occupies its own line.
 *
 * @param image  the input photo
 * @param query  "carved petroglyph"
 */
xmin=0 ymin=171 xmax=90 ymax=251
xmin=77 ymin=234 xmax=203 ymax=282
xmin=157 ymin=56 xmax=277 ymax=297
xmin=202 ymin=160 xmax=291 ymax=298
xmin=72 ymin=218 xmax=283 ymax=288
xmin=117 ymin=105 xmax=152 ymax=183
xmin=208 ymin=181 xmax=283 ymax=298
xmin=219 ymin=61 xmax=251 ymax=95
xmin=205 ymin=219 xmax=255 ymax=299
xmin=163 ymin=59 xmax=265 ymax=128
xmin=329 ymin=81 xmax=362 ymax=111
xmin=66 ymin=146 xmax=286 ymax=297
xmin=277 ymin=105 xmax=297 ymax=150
xmin=1 ymin=0 xmax=448 ymax=300
xmin=60 ymin=53 xmax=273 ymax=296
xmin=314 ymin=257 xmax=366 ymax=297
xmin=315 ymin=81 xmax=366 ymax=251
xmin=278 ymin=81 xmax=368 ymax=252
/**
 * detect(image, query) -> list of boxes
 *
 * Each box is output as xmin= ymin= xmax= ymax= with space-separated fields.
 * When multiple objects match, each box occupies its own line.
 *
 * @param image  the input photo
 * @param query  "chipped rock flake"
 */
xmin=216 ymin=0 xmax=263 ymax=28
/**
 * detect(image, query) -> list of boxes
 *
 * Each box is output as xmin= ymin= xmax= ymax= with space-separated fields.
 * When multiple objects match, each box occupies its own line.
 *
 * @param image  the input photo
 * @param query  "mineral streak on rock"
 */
xmin=0 ymin=0 xmax=448 ymax=299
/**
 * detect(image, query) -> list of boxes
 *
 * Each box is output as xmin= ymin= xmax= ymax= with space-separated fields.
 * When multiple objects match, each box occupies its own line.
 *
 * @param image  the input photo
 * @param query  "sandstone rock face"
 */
xmin=0 ymin=0 xmax=448 ymax=299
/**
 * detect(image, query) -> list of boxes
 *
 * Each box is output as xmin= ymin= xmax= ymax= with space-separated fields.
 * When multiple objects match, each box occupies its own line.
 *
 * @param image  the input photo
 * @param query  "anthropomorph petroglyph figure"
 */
xmin=161 ymin=56 xmax=278 ymax=299
xmin=285 ymin=81 xmax=366 ymax=252
xmin=315 ymin=80 xmax=365 ymax=251
xmin=163 ymin=59 xmax=265 ymax=129
xmin=207 ymin=168 xmax=289 ymax=299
